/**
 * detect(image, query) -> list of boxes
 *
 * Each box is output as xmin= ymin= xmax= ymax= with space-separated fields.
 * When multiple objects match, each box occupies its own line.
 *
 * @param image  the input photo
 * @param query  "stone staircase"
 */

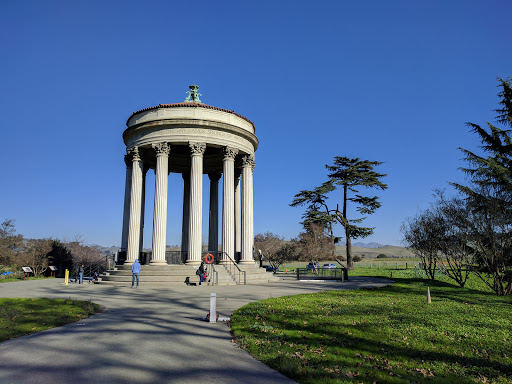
xmin=98 ymin=263 xmax=280 ymax=286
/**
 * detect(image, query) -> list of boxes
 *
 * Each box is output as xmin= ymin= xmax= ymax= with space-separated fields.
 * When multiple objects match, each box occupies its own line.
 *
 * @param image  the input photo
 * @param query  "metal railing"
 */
xmin=205 ymin=263 xmax=218 ymax=286
xmin=209 ymin=251 xmax=246 ymax=285
xmin=296 ymin=267 xmax=347 ymax=281
xmin=165 ymin=251 xmax=187 ymax=264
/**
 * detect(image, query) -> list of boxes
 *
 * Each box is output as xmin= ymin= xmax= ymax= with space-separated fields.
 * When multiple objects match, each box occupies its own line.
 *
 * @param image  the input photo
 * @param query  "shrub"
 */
xmin=377 ymin=254 xmax=388 ymax=258
xmin=352 ymin=254 xmax=362 ymax=262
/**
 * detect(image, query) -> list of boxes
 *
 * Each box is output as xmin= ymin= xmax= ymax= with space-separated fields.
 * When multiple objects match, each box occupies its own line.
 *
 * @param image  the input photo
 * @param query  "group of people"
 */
xmin=129 ymin=259 xmax=208 ymax=287
xmin=74 ymin=265 xmax=99 ymax=284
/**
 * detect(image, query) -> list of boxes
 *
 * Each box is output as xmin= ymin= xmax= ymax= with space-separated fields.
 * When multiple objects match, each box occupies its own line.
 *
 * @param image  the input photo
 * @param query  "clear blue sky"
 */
xmin=1 ymin=0 xmax=511 ymax=248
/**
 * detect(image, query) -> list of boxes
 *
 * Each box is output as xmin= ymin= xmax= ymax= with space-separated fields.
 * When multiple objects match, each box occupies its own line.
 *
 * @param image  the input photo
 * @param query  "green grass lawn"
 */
xmin=231 ymin=269 xmax=512 ymax=383
xmin=0 ymin=298 xmax=101 ymax=342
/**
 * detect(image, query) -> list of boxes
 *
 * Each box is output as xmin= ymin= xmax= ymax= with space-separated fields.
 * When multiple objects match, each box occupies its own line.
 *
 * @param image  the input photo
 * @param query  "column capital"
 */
xmin=127 ymin=146 xmax=141 ymax=162
xmin=189 ymin=142 xmax=206 ymax=156
xmin=223 ymin=146 xmax=239 ymax=160
xmin=242 ymin=154 xmax=255 ymax=169
xmin=153 ymin=142 xmax=170 ymax=156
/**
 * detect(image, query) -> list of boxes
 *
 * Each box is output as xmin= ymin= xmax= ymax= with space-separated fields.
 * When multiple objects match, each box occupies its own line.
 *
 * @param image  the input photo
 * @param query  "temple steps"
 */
xmin=98 ymin=263 xmax=280 ymax=286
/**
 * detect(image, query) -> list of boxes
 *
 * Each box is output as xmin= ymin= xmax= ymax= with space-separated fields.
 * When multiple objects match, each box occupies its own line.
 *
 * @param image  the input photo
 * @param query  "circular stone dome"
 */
xmin=123 ymin=101 xmax=258 ymax=174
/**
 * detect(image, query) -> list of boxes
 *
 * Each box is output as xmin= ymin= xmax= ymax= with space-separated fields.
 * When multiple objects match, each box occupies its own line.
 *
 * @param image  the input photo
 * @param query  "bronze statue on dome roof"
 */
xmin=184 ymin=84 xmax=202 ymax=103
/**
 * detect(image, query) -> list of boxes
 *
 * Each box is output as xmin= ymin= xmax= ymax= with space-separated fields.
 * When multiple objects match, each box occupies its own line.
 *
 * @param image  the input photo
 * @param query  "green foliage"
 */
xmin=231 ymin=275 xmax=512 ymax=383
xmin=352 ymin=254 xmax=362 ymax=262
xmin=377 ymin=254 xmax=387 ymax=258
xmin=291 ymin=157 xmax=388 ymax=271
xmin=0 ymin=298 xmax=100 ymax=342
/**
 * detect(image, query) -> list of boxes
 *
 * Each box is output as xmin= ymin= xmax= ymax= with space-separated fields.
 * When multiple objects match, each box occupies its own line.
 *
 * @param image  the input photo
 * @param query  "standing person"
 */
xmin=131 ymin=259 xmax=141 ymax=288
xmin=79 ymin=264 xmax=84 ymax=284
xmin=197 ymin=261 xmax=206 ymax=285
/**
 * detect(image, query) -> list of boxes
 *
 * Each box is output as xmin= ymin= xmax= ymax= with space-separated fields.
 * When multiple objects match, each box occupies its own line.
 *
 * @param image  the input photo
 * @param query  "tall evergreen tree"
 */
xmin=290 ymin=181 xmax=337 ymax=251
xmin=291 ymin=158 xmax=387 ymax=269
xmin=451 ymin=77 xmax=512 ymax=295
xmin=326 ymin=157 xmax=388 ymax=269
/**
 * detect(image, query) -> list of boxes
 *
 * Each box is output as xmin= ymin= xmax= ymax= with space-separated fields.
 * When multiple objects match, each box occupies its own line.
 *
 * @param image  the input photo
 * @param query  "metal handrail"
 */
xmin=206 ymin=263 xmax=218 ymax=286
xmin=208 ymin=251 xmax=246 ymax=285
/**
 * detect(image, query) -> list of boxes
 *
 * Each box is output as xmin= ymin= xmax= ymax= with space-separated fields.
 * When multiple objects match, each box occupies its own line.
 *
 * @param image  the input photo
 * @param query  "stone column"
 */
xmin=234 ymin=170 xmax=242 ymax=261
xmin=139 ymin=166 xmax=148 ymax=255
xmin=120 ymin=155 xmax=132 ymax=252
xmin=208 ymin=172 xmax=221 ymax=254
xmin=126 ymin=147 xmax=143 ymax=265
xmin=181 ymin=173 xmax=190 ymax=258
xmin=241 ymin=154 xmax=255 ymax=264
xmin=151 ymin=142 xmax=170 ymax=265
xmin=222 ymin=147 xmax=238 ymax=263
xmin=187 ymin=142 xmax=205 ymax=265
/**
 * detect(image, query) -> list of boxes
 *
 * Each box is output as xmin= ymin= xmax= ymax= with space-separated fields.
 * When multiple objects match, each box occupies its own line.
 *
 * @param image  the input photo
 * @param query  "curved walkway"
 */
xmin=0 ymin=276 xmax=392 ymax=384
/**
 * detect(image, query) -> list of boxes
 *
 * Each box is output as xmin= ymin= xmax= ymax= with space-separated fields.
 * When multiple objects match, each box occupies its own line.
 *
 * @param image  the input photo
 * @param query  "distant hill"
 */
xmin=352 ymin=242 xmax=387 ymax=248
xmin=335 ymin=244 xmax=415 ymax=258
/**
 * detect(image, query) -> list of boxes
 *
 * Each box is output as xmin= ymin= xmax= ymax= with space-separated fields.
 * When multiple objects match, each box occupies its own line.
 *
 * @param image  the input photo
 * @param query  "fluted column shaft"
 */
xmin=234 ymin=171 xmax=242 ymax=260
xmin=241 ymin=155 xmax=255 ymax=264
xmin=222 ymin=147 xmax=238 ymax=263
xmin=187 ymin=143 xmax=205 ymax=265
xmin=126 ymin=147 xmax=143 ymax=264
xmin=151 ymin=143 xmax=170 ymax=264
xmin=121 ymin=155 xmax=132 ymax=252
xmin=139 ymin=166 xmax=147 ymax=254
xmin=208 ymin=172 xmax=221 ymax=254
xmin=181 ymin=173 xmax=190 ymax=256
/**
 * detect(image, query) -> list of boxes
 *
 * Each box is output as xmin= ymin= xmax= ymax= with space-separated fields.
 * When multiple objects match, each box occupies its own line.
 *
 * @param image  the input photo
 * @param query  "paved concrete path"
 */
xmin=0 ymin=276 xmax=392 ymax=384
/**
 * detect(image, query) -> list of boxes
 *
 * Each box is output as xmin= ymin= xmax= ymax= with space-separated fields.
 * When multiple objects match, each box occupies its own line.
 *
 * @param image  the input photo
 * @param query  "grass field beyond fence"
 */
xmin=231 ymin=269 xmax=512 ymax=384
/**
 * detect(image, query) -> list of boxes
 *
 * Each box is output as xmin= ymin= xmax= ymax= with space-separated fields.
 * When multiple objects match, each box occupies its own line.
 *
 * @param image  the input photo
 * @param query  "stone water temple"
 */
xmin=101 ymin=85 xmax=276 ymax=285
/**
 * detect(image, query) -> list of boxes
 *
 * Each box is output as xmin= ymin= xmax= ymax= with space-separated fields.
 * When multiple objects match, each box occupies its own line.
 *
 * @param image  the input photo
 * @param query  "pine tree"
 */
xmin=451 ymin=77 xmax=512 ymax=295
xmin=326 ymin=157 xmax=388 ymax=269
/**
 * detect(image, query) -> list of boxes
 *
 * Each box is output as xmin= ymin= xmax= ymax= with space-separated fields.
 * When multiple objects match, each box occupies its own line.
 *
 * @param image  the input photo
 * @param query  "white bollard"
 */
xmin=210 ymin=293 xmax=217 ymax=323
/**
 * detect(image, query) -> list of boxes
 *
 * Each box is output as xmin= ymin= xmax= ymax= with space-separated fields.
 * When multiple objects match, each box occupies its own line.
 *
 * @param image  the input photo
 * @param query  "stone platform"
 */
xmin=99 ymin=263 xmax=279 ymax=286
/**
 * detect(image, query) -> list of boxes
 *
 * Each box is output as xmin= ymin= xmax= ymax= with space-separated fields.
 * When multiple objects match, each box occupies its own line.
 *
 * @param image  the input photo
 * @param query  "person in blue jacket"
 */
xmin=131 ymin=259 xmax=141 ymax=288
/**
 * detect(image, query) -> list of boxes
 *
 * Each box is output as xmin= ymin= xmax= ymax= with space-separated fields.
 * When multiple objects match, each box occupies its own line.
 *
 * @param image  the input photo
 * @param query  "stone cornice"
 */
xmin=127 ymin=103 xmax=255 ymax=131
xmin=123 ymin=118 xmax=258 ymax=151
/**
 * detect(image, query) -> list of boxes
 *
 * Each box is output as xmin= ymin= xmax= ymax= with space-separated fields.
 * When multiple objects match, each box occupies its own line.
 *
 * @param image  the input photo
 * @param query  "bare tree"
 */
xmin=401 ymin=208 xmax=443 ymax=280
xmin=254 ymin=232 xmax=286 ymax=269
xmin=295 ymin=223 xmax=334 ymax=262
xmin=435 ymin=194 xmax=473 ymax=288
xmin=13 ymin=239 xmax=53 ymax=277
xmin=0 ymin=219 xmax=23 ymax=265
xmin=65 ymin=238 xmax=105 ymax=270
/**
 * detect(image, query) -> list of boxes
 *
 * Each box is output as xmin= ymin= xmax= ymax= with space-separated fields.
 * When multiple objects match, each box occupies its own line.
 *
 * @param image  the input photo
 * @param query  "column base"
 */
xmin=149 ymin=260 xmax=167 ymax=265
xmin=238 ymin=260 xmax=257 ymax=265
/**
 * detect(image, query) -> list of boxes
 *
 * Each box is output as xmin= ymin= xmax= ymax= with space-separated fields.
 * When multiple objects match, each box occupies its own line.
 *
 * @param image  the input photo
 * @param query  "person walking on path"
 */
xmin=131 ymin=259 xmax=141 ymax=288
xmin=79 ymin=265 xmax=84 ymax=284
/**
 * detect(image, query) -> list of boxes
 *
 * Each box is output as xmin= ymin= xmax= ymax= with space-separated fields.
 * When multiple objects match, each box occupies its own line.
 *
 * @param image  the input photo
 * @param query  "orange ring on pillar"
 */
xmin=204 ymin=253 xmax=214 ymax=264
